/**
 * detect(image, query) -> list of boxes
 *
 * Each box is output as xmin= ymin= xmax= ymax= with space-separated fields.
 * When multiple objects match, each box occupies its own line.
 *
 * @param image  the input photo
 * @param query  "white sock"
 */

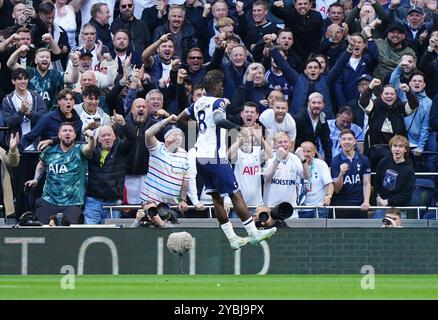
xmin=242 ymin=217 xmax=258 ymax=235
xmin=220 ymin=221 xmax=238 ymax=240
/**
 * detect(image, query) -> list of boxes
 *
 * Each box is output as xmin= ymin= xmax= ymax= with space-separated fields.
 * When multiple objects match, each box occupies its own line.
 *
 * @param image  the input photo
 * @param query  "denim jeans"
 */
xmin=83 ymin=196 xmax=122 ymax=224
xmin=298 ymin=208 xmax=329 ymax=218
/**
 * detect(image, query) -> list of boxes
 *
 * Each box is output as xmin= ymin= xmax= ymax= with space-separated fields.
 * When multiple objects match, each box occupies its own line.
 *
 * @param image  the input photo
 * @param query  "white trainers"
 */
xmin=249 ymin=227 xmax=277 ymax=245
xmin=229 ymin=236 xmax=250 ymax=250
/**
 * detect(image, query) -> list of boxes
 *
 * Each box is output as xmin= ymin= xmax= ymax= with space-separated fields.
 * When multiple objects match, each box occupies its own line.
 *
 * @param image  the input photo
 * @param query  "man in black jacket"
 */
xmin=111 ymin=0 xmax=151 ymax=54
xmin=123 ymin=97 xmax=168 ymax=205
xmin=271 ymin=0 xmax=323 ymax=61
xmin=294 ymin=92 xmax=333 ymax=166
xmin=83 ymin=122 xmax=132 ymax=224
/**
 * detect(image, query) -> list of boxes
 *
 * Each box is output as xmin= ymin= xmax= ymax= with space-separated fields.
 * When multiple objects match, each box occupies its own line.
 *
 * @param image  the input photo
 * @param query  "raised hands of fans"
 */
xmin=70 ymin=51 xmax=80 ymax=66
xmin=171 ymin=58 xmax=181 ymax=71
xmin=17 ymin=13 xmax=27 ymax=26
xmin=111 ymin=110 xmax=126 ymax=127
xmin=369 ymin=18 xmax=382 ymax=29
xmin=399 ymin=83 xmax=410 ymax=92
xmin=122 ymin=54 xmax=132 ymax=81
xmin=42 ymin=33 xmax=54 ymax=44
xmin=84 ymin=129 xmax=95 ymax=141
xmin=273 ymin=0 xmax=284 ymax=7
xmin=369 ymin=78 xmax=381 ymax=89
xmin=276 ymin=147 xmax=288 ymax=160
xmin=390 ymin=0 xmax=401 ymax=7
xmin=24 ymin=7 xmax=36 ymax=19
xmin=19 ymin=44 xmax=30 ymax=54
xmin=426 ymin=0 xmax=437 ymax=11
xmin=156 ymin=108 xmax=170 ymax=118
xmin=202 ymin=2 xmax=211 ymax=17
xmin=263 ymin=33 xmax=275 ymax=45
xmin=9 ymin=132 xmax=19 ymax=151
xmin=340 ymin=163 xmax=349 ymax=176
xmin=96 ymin=40 xmax=103 ymax=57
xmin=159 ymin=33 xmax=172 ymax=44
xmin=166 ymin=114 xmax=178 ymax=124
xmin=177 ymin=68 xmax=187 ymax=84
xmin=235 ymin=1 xmax=244 ymax=15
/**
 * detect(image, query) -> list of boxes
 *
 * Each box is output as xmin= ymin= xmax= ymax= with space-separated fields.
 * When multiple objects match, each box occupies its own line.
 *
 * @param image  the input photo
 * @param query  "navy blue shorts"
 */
xmin=196 ymin=160 xmax=239 ymax=197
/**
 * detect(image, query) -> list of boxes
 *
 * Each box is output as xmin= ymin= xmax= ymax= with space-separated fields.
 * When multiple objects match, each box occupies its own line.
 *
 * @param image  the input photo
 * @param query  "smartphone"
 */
xmin=25 ymin=0 xmax=33 ymax=8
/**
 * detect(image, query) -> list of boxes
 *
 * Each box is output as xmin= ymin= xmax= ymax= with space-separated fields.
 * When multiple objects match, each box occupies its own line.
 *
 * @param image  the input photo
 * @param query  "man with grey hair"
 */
xmin=293 ymin=92 xmax=333 ymax=165
xmin=83 ymin=120 xmax=132 ymax=224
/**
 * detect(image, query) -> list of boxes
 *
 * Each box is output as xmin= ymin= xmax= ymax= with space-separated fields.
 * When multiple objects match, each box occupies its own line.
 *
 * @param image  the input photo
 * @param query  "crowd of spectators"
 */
xmin=0 ymin=0 xmax=437 ymax=224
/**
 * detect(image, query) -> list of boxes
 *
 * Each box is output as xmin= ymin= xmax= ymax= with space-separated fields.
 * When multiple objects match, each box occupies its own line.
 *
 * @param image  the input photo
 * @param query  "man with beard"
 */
xmin=111 ymin=0 xmax=150 ymax=54
xmin=373 ymin=22 xmax=416 ymax=81
xmin=24 ymin=122 xmax=96 ymax=224
xmin=83 ymin=123 xmax=132 ymax=224
xmin=7 ymin=47 xmax=77 ymax=110
xmin=294 ymin=92 xmax=333 ymax=165
xmin=142 ymin=33 xmax=175 ymax=89
xmin=71 ymin=49 xmax=117 ymax=90
xmin=123 ymin=97 xmax=169 ymax=205
xmin=271 ymin=0 xmax=324 ymax=62
xmin=110 ymin=29 xmax=142 ymax=76
xmin=152 ymin=5 xmax=197 ymax=62
xmin=259 ymin=99 xmax=297 ymax=151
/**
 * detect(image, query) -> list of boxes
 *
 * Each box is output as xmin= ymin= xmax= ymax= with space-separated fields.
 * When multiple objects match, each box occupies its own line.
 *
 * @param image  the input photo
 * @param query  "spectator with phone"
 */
xmin=73 ymin=84 xmax=110 ymax=136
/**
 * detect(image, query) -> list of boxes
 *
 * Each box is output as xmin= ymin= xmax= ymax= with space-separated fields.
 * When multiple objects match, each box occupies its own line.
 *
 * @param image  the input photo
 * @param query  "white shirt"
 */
xmin=234 ymin=146 xmax=263 ymax=206
xmin=263 ymin=153 xmax=303 ymax=207
xmin=303 ymin=158 xmax=332 ymax=206
xmin=186 ymin=96 xmax=228 ymax=160
xmin=259 ymin=109 xmax=297 ymax=142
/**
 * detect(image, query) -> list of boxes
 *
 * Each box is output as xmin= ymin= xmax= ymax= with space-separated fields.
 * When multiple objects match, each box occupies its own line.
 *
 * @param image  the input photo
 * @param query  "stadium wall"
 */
xmin=0 ymin=228 xmax=437 ymax=275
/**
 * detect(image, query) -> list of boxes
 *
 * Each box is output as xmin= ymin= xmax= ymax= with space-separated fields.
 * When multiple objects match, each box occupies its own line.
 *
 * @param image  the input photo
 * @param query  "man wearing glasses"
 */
xmin=110 ymin=0 xmax=151 ymax=53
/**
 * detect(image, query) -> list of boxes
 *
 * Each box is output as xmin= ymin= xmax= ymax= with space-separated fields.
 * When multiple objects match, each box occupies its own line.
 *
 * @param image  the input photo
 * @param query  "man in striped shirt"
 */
xmin=140 ymin=115 xmax=189 ymax=214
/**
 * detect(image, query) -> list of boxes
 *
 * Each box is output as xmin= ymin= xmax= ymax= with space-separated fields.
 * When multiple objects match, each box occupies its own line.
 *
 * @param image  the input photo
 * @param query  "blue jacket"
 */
xmin=270 ymin=47 xmax=352 ymax=119
xmin=390 ymin=65 xmax=432 ymax=151
xmin=18 ymin=108 xmax=82 ymax=152
xmin=335 ymin=41 xmax=379 ymax=107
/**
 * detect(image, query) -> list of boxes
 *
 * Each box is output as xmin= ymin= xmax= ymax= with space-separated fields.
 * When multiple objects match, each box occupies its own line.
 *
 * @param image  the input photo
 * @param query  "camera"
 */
xmin=382 ymin=217 xmax=393 ymax=226
xmin=259 ymin=211 xmax=270 ymax=223
xmin=256 ymin=202 xmax=294 ymax=227
xmin=147 ymin=206 xmax=158 ymax=217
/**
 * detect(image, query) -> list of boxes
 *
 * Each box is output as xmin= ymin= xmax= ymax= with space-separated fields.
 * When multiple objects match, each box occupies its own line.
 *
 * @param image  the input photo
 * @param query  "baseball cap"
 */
xmin=76 ymin=48 xmax=93 ymax=58
xmin=408 ymin=6 xmax=423 ymax=15
xmin=357 ymin=74 xmax=373 ymax=83
xmin=387 ymin=22 xmax=406 ymax=33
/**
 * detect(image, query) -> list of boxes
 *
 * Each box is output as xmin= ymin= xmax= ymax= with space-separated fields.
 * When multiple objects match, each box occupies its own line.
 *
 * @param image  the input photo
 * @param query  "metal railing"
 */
xmin=102 ymin=205 xmax=438 ymax=220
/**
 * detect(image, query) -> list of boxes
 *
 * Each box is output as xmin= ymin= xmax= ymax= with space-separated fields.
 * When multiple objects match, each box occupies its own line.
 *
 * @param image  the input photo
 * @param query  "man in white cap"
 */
xmin=140 ymin=114 xmax=190 ymax=214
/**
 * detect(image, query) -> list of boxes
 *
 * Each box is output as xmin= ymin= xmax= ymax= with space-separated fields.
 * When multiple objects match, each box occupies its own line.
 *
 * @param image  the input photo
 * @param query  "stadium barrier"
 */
xmin=1 ymin=226 xmax=438 ymax=274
